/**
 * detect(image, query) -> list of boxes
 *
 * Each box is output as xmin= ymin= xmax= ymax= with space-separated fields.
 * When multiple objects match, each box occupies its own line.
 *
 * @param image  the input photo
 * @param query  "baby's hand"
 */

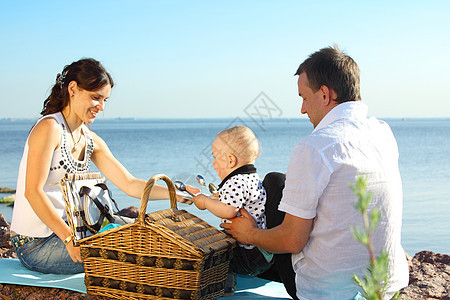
xmin=210 ymin=192 xmax=219 ymax=200
xmin=192 ymin=194 xmax=209 ymax=210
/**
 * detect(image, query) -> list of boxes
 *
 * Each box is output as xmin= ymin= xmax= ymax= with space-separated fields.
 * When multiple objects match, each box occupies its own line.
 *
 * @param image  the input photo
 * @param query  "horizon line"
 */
xmin=0 ymin=116 xmax=449 ymax=123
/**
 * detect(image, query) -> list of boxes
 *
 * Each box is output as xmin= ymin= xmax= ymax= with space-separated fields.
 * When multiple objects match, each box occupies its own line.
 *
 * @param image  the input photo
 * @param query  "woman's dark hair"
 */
xmin=41 ymin=58 xmax=114 ymax=116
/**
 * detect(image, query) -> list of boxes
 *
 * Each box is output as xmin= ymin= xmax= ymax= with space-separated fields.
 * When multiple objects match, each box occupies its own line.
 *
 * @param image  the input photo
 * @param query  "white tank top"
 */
xmin=11 ymin=112 xmax=94 ymax=237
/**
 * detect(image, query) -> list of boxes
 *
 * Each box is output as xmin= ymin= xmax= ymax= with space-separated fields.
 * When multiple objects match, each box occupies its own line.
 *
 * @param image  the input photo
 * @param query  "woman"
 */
xmin=10 ymin=58 xmax=195 ymax=274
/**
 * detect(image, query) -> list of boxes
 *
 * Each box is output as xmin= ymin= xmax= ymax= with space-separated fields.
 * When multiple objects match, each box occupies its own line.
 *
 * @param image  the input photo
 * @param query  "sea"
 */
xmin=0 ymin=117 xmax=449 ymax=256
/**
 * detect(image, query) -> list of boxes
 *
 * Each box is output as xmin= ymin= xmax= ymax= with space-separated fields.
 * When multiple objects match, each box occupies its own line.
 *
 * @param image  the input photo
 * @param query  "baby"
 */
xmin=192 ymin=125 xmax=272 ymax=296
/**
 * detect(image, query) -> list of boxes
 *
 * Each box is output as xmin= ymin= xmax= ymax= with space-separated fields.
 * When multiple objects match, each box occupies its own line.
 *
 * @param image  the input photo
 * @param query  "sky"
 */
xmin=0 ymin=0 xmax=449 ymax=120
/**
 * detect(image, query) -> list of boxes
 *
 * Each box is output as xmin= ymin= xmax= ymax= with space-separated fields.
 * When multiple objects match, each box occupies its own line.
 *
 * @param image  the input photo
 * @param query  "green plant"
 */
xmin=0 ymin=194 xmax=15 ymax=204
xmin=350 ymin=176 xmax=399 ymax=300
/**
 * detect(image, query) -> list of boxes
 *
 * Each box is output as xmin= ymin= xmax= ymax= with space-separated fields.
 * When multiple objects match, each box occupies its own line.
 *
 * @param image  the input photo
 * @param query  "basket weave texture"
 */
xmin=76 ymin=174 xmax=236 ymax=300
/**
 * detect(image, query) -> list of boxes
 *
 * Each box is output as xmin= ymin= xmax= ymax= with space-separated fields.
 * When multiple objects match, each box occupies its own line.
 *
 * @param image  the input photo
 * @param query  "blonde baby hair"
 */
xmin=216 ymin=126 xmax=261 ymax=164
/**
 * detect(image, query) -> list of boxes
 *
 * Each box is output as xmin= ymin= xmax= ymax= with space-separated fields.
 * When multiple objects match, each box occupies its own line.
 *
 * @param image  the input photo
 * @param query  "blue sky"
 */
xmin=1 ymin=0 xmax=449 ymax=119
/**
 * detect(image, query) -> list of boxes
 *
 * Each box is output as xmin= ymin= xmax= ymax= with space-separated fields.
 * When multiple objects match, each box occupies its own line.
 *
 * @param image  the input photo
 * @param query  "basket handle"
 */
xmin=138 ymin=174 xmax=177 ymax=224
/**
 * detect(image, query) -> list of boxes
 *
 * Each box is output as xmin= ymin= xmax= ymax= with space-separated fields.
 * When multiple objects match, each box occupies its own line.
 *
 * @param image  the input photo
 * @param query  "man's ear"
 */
xmin=228 ymin=153 xmax=238 ymax=168
xmin=320 ymin=85 xmax=337 ymax=106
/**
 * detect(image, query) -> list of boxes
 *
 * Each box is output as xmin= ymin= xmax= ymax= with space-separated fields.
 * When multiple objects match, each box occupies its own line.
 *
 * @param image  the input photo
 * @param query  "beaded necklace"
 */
xmin=61 ymin=113 xmax=83 ymax=153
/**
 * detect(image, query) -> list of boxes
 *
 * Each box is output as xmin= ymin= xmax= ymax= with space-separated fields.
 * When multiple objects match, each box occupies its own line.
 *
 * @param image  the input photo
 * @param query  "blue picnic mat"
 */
xmin=0 ymin=258 xmax=85 ymax=292
xmin=0 ymin=258 xmax=291 ymax=299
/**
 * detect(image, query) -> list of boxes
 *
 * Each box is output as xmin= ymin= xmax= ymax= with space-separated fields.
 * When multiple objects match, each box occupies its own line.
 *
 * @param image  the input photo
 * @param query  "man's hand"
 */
xmin=224 ymin=209 xmax=313 ymax=254
xmin=220 ymin=208 xmax=258 ymax=245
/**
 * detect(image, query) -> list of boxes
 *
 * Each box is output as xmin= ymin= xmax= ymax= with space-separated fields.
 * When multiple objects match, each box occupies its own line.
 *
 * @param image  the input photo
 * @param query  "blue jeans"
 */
xmin=230 ymin=245 xmax=273 ymax=276
xmin=12 ymin=233 xmax=84 ymax=274
xmin=225 ymin=245 xmax=273 ymax=292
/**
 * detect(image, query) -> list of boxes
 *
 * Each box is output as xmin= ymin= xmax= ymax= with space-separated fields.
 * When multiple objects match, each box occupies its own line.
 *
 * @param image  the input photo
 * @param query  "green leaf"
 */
xmin=391 ymin=291 xmax=400 ymax=300
xmin=351 ymin=226 xmax=369 ymax=246
xmin=349 ymin=176 xmax=392 ymax=300
xmin=369 ymin=207 xmax=380 ymax=232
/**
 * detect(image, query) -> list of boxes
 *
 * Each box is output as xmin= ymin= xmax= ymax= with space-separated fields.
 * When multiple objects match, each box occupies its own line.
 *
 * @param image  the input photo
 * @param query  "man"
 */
xmin=221 ymin=45 xmax=409 ymax=299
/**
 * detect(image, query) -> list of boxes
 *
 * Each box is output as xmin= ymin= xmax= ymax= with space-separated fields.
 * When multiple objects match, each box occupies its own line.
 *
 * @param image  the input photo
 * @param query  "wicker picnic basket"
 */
xmin=75 ymin=174 xmax=236 ymax=300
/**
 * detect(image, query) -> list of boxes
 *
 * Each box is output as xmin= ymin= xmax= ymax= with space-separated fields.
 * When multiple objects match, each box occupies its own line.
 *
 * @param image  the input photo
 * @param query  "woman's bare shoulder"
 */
xmin=28 ymin=117 xmax=61 ymax=145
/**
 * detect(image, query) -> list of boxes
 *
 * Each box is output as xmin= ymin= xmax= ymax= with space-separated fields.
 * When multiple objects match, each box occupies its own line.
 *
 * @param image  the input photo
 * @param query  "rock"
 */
xmin=0 ymin=213 xmax=8 ymax=228
xmin=0 ymin=213 xmax=11 ymax=247
xmin=0 ymin=187 xmax=15 ymax=193
xmin=116 ymin=206 xmax=138 ymax=218
xmin=0 ymin=213 xmax=17 ymax=259
xmin=0 ymin=248 xmax=16 ymax=259
xmin=399 ymin=250 xmax=449 ymax=299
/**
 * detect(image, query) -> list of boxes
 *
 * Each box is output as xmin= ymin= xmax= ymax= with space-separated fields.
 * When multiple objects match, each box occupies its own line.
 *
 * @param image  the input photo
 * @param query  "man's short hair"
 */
xmin=295 ymin=45 xmax=361 ymax=103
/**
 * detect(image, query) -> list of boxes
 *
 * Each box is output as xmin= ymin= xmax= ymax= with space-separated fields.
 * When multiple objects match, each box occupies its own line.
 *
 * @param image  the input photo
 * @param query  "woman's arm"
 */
xmin=24 ymin=119 xmax=81 ymax=262
xmin=90 ymin=131 xmax=194 ymax=201
xmin=192 ymin=194 xmax=239 ymax=219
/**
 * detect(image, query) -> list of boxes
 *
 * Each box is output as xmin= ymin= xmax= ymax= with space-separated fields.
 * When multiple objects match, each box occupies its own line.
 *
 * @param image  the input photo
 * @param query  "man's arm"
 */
xmin=221 ymin=208 xmax=313 ymax=253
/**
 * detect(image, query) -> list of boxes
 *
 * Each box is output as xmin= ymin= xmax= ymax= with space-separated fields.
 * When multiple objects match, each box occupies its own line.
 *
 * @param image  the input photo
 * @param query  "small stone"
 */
xmin=0 ymin=187 xmax=15 ymax=193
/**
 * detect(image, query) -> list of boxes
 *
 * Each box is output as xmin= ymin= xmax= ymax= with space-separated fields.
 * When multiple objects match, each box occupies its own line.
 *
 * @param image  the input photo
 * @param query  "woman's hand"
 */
xmin=175 ymin=184 xmax=200 ymax=204
xmin=66 ymin=241 xmax=83 ymax=263
xmin=186 ymin=184 xmax=200 ymax=195
xmin=176 ymin=194 xmax=193 ymax=204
